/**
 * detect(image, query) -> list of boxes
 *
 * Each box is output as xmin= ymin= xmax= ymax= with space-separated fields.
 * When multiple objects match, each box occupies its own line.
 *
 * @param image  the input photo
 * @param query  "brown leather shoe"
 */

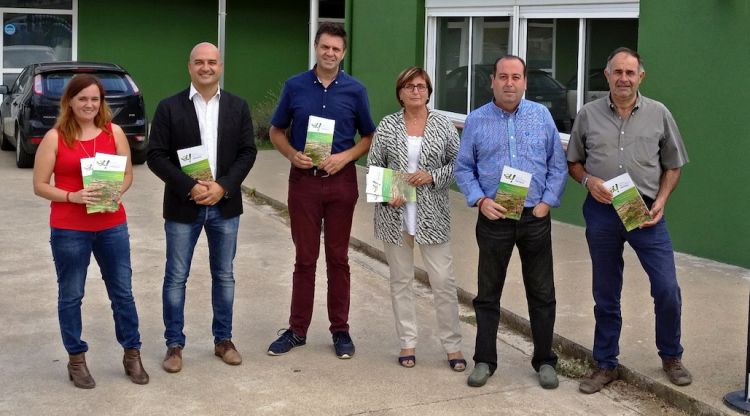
xmin=579 ymin=367 xmax=618 ymax=394
xmin=68 ymin=352 xmax=95 ymax=389
xmin=123 ymin=348 xmax=149 ymax=384
xmin=163 ymin=346 xmax=183 ymax=373
xmin=214 ymin=339 xmax=242 ymax=365
xmin=662 ymin=357 xmax=692 ymax=386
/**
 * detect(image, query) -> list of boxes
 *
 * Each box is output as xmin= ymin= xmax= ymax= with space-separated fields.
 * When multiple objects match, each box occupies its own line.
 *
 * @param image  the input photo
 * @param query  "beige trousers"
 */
xmin=383 ymin=233 xmax=462 ymax=353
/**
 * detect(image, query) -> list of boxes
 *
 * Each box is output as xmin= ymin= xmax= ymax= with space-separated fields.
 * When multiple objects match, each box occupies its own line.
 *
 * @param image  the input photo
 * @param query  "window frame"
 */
xmin=424 ymin=0 xmax=639 ymax=140
xmin=0 ymin=1 xmax=77 ymax=88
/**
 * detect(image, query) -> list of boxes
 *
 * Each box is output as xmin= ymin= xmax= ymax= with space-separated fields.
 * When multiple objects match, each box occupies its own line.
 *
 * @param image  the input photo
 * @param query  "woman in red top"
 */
xmin=32 ymin=74 xmax=148 ymax=389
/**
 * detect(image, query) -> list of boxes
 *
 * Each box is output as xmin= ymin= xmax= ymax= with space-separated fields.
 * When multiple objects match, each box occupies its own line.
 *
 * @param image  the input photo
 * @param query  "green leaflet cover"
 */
xmin=495 ymin=166 xmax=532 ymax=220
xmin=87 ymin=152 xmax=127 ymax=214
xmin=365 ymin=166 xmax=416 ymax=203
xmin=604 ymin=172 xmax=652 ymax=231
xmin=79 ymin=157 xmax=99 ymax=214
xmin=177 ymin=145 xmax=213 ymax=182
xmin=304 ymin=116 xmax=334 ymax=166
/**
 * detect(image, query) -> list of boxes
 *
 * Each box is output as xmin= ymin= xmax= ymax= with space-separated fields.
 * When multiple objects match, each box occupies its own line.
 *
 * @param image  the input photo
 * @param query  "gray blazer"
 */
xmin=367 ymin=109 xmax=460 ymax=246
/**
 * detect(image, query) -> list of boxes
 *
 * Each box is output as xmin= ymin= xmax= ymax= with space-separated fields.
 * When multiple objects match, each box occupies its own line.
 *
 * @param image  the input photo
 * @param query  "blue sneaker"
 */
xmin=332 ymin=331 xmax=355 ymax=359
xmin=267 ymin=329 xmax=306 ymax=356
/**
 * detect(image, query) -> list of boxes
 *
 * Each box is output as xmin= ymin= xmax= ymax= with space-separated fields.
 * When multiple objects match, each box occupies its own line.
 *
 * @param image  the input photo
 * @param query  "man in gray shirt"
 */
xmin=567 ymin=47 xmax=689 ymax=394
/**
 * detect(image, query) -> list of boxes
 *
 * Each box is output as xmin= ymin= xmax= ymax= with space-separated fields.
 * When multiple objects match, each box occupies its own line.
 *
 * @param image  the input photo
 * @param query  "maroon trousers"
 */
xmin=287 ymin=163 xmax=358 ymax=336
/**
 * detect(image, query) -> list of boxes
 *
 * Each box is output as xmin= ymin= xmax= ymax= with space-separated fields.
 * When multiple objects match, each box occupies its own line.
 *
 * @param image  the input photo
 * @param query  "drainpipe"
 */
xmin=344 ymin=0 xmax=352 ymax=74
xmin=218 ymin=0 xmax=227 ymax=87
xmin=309 ymin=0 xmax=319 ymax=69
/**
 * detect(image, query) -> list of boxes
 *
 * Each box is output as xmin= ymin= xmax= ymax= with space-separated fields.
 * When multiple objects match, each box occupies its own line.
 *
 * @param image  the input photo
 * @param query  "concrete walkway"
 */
xmin=243 ymin=150 xmax=750 ymax=415
xmin=0 ymin=152 xmax=686 ymax=415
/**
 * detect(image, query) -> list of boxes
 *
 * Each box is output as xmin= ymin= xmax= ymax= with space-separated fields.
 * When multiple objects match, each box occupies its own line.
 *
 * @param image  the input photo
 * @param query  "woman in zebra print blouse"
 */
xmin=367 ymin=67 xmax=465 ymax=371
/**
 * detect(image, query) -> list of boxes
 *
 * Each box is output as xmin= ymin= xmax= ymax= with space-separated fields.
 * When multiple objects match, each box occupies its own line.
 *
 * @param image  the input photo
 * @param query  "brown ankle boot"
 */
xmin=68 ymin=352 xmax=95 ymax=389
xmin=123 ymin=348 xmax=149 ymax=385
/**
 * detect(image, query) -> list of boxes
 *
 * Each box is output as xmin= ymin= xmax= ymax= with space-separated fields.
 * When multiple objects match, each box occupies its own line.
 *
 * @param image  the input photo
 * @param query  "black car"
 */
xmin=438 ymin=64 xmax=570 ymax=132
xmin=0 ymin=61 xmax=148 ymax=168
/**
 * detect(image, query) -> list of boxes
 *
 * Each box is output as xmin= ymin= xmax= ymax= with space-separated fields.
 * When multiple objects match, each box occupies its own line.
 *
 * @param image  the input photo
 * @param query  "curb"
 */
xmin=242 ymin=184 xmax=728 ymax=416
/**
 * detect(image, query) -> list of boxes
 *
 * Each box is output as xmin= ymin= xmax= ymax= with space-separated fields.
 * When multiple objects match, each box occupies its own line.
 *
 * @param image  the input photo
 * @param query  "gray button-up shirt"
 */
xmin=567 ymin=94 xmax=689 ymax=199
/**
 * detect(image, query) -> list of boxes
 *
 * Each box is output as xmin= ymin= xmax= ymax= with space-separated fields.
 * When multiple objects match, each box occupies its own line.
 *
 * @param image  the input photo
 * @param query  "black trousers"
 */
xmin=473 ymin=208 xmax=558 ymax=374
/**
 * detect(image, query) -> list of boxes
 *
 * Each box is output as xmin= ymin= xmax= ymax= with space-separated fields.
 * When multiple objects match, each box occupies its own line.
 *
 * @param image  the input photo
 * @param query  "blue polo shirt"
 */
xmin=271 ymin=68 xmax=376 ymax=154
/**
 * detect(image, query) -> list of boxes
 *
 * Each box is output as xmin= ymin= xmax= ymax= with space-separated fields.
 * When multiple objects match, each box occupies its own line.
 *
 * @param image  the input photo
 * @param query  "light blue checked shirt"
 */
xmin=455 ymin=99 xmax=567 ymax=208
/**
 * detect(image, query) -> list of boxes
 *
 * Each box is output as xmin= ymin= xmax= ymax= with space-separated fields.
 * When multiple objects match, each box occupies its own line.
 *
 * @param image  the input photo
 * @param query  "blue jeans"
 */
xmin=583 ymin=194 xmax=683 ymax=369
xmin=50 ymin=222 xmax=141 ymax=354
xmin=163 ymin=205 xmax=239 ymax=347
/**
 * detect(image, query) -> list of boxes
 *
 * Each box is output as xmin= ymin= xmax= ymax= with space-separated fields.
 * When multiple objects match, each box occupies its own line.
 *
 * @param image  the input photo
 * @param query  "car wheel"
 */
xmin=131 ymin=148 xmax=147 ymax=165
xmin=15 ymin=130 xmax=34 ymax=168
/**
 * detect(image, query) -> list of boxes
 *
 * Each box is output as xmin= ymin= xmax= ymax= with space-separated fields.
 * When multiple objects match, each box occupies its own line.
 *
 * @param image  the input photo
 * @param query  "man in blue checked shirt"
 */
xmin=455 ymin=55 xmax=567 ymax=389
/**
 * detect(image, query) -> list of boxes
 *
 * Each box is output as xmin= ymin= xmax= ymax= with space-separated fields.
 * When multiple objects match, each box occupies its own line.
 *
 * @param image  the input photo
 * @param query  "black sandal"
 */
xmin=398 ymin=355 xmax=416 ymax=368
xmin=449 ymin=358 xmax=467 ymax=372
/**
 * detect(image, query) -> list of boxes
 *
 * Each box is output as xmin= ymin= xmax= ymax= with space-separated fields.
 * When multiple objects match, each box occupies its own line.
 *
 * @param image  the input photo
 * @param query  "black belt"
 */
xmin=293 ymin=166 xmax=330 ymax=177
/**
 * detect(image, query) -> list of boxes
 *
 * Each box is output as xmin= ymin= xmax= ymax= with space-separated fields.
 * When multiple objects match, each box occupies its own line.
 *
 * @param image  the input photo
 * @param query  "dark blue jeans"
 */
xmin=473 ymin=209 xmax=558 ymax=374
xmin=50 ymin=222 xmax=141 ymax=354
xmin=163 ymin=205 xmax=239 ymax=347
xmin=583 ymin=194 xmax=683 ymax=369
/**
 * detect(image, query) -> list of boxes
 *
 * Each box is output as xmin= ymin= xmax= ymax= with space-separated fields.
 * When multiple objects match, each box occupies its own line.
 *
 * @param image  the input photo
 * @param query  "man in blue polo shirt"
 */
xmin=267 ymin=22 xmax=376 ymax=359
xmin=455 ymin=55 xmax=567 ymax=389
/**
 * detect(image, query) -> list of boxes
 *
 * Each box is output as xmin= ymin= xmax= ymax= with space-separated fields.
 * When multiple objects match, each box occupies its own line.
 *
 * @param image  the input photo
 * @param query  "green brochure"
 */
xmin=79 ymin=157 xmax=98 ymax=213
xmin=87 ymin=152 xmax=127 ymax=213
xmin=177 ymin=145 xmax=214 ymax=182
xmin=365 ymin=166 xmax=416 ymax=203
xmin=604 ymin=172 xmax=652 ymax=231
xmin=304 ymin=115 xmax=334 ymax=166
xmin=495 ymin=166 xmax=532 ymax=220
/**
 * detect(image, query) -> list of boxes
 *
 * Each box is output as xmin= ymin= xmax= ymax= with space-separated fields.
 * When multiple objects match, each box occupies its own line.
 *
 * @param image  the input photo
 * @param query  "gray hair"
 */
xmin=605 ymin=47 xmax=644 ymax=73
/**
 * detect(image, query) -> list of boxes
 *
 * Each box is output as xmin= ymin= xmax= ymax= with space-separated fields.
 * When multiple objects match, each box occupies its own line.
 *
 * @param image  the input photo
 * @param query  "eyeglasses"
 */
xmin=402 ymin=83 xmax=428 ymax=92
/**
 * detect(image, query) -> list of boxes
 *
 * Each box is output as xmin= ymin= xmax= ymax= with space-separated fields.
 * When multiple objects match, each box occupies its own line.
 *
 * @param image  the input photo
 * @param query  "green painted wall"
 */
xmin=78 ymin=1 xmax=308 ymax=126
xmin=224 ymin=2 xmax=308 ymax=109
xmin=78 ymin=1 xmax=216 ymax=120
xmin=348 ymin=0 xmax=425 ymax=124
xmin=636 ymin=0 xmax=750 ymax=267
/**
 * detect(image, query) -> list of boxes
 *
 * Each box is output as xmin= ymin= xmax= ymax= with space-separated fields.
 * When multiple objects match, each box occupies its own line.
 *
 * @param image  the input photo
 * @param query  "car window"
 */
xmin=3 ymin=46 xmax=57 ymax=68
xmin=43 ymin=71 xmax=132 ymax=97
xmin=528 ymin=72 xmax=561 ymax=91
xmin=98 ymin=73 xmax=130 ymax=95
xmin=12 ymin=68 xmax=31 ymax=94
xmin=589 ymin=71 xmax=607 ymax=91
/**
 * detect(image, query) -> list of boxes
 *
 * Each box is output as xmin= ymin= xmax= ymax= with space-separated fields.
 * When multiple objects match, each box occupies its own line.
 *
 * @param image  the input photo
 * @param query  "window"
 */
xmin=425 ymin=1 xmax=639 ymax=136
xmin=434 ymin=16 xmax=510 ymax=115
xmin=524 ymin=18 xmax=578 ymax=133
xmin=43 ymin=72 xmax=132 ymax=97
xmin=0 ymin=1 xmax=72 ymax=8
xmin=0 ymin=1 xmax=74 ymax=88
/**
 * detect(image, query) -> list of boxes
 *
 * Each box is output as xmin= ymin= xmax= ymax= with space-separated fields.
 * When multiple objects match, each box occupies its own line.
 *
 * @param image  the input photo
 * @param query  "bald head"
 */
xmin=190 ymin=42 xmax=221 ymax=63
xmin=188 ymin=42 xmax=223 ymax=95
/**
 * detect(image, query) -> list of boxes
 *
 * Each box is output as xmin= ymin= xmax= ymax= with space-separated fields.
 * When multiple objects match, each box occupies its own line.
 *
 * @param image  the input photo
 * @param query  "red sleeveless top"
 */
xmin=49 ymin=127 xmax=127 ymax=231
